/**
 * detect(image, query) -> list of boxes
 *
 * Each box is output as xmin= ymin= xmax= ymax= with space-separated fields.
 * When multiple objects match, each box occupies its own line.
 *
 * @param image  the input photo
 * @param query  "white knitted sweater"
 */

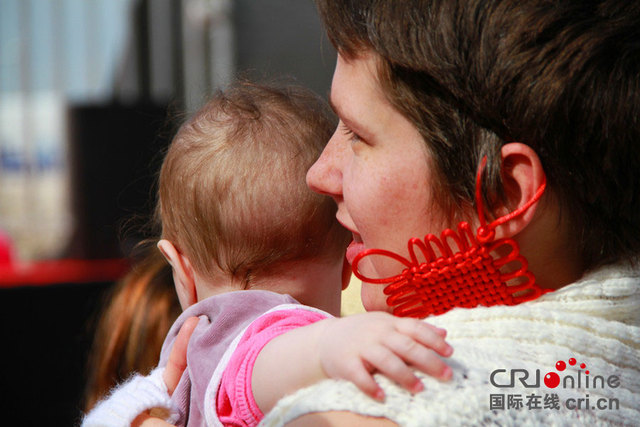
xmin=261 ymin=264 xmax=640 ymax=426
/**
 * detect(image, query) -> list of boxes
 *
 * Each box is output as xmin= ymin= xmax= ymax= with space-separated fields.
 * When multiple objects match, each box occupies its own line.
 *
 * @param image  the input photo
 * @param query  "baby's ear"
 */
xmin=495 ymin=143 xmax=547 ymax=239
xmin=158 ymin=239 xmax=197 ymax=309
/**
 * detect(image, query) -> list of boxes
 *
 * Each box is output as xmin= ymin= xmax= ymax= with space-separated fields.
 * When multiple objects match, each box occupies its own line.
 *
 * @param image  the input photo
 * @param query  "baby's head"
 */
xmin=157 ymin=82 xmax=350 ymax=311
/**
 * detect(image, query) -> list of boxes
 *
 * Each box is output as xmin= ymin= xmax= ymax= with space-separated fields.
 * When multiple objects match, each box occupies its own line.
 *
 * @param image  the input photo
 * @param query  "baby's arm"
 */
xmin=252 ymin=311 xmax=453 ymax=414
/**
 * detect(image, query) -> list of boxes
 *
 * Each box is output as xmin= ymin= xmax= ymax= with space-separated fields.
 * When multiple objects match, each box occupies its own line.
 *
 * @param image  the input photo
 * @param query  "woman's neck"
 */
xmin=518 ymin=201 xmax=584 ymax=291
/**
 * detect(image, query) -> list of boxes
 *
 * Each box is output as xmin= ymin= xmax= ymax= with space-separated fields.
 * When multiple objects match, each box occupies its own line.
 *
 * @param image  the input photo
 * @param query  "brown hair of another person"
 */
xmin=84 ymin=246 xmax=180 ymax=411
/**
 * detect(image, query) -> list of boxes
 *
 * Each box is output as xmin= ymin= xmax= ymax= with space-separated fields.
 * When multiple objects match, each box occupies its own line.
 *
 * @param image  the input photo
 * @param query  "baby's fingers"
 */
xmin=395 ymin=318 xmax=453 ymax=358
xmin=342 ymin=360 xmax=385 ymax=401
xmin=385 ymin=333 xmax=452 ymax=381
xmin=362 ymin=345 xmax=424 ymax=393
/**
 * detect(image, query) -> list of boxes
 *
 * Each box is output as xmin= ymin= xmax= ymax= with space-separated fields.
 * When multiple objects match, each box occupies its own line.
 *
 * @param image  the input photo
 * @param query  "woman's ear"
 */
xmin=158 ymin=239 xmax=198 ymax=309
xmin=494 ymin=143 xmax=546 ymax=239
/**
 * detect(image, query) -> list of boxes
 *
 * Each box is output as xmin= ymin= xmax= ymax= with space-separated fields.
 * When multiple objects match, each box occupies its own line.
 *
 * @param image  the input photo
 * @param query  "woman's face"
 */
xmin=307 ymin=53 xmax=449 ymax=312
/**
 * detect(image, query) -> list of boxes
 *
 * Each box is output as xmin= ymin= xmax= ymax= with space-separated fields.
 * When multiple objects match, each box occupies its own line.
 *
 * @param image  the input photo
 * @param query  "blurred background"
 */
xmin=0 ymin=1 xmax=365 ymax=425
xmin=0 ymin=0 xmax=336 ymax=262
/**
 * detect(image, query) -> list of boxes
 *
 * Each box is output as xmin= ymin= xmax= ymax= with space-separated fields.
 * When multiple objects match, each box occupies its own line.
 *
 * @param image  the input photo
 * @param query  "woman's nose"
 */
xmin=306 ymin=131 xmax=345 ymax=198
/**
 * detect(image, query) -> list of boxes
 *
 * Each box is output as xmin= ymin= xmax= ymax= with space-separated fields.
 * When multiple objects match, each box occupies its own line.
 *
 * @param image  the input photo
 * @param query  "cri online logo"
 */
xmin=545 ymin=358 xmax=587 ymax=388
xmin=490 ymin=357 xmax=621 ymax=389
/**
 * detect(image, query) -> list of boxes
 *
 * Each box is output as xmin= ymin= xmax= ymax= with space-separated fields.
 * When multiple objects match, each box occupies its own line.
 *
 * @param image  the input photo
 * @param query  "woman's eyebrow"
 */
xmin=329 ymin=96 xmax=358 ymax=128
xmin=329 ymin=97 xmax=374 ymax=141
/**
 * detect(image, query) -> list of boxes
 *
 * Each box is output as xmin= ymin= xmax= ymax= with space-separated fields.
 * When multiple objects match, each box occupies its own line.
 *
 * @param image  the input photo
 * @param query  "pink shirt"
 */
xmin=159 ymin=290 xmax=331 ymax=426
xmin=216 ymin=308 xmax=328 ymax=426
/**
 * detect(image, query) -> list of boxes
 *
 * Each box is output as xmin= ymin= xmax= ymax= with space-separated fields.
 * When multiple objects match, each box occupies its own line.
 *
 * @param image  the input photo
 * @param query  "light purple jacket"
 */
xmin=158 ymin=290 xmax=299 ymax=426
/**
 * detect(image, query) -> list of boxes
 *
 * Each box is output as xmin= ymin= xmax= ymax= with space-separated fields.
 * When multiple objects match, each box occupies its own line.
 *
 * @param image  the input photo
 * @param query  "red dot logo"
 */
xmin=556 ymin=360 xmax=566 ymax=371
xmin=580 ymin=363 xmax=586 ymax=369
xmin=568 ymin=358 xmax=576 ymax=366
xmin=544 ymin=372 xmax=560 ymax=388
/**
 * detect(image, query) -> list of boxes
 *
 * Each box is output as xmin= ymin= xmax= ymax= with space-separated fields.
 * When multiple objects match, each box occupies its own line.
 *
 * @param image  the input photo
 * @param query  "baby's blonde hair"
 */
xmin=158 ymin=81 xmax=349 ymax=285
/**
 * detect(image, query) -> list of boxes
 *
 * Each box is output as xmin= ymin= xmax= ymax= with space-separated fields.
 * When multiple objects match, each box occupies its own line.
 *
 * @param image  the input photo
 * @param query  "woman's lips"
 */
xmin=346 ymin=240 xmax=367 ymax=265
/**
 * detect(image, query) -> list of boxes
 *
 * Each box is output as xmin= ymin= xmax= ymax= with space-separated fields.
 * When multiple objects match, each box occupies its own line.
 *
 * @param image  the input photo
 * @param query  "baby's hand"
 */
xmin=317 ymin=312 xmax=453 ymax=400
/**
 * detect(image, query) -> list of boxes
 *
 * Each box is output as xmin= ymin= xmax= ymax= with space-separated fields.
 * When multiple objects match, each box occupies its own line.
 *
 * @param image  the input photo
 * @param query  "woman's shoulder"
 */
xmin=261 ymin=336 xmax=637 ymax=426
xmin=259 ymin=366 xmax=599 ymax=427
xmin=258 ymin=352 xmax=498 ymax=426
xmin=261 ymin=265 xmax=640 ymax=426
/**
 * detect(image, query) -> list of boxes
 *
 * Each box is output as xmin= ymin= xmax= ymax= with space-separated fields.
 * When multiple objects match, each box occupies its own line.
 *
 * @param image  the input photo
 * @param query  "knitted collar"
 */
xmin=533 ymin=262 xmax=640 ymax=325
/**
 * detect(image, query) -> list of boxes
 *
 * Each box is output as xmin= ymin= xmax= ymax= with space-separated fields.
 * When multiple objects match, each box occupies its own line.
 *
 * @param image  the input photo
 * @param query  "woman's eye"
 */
xmin=341 ymin=124 xmax=362 ymax=144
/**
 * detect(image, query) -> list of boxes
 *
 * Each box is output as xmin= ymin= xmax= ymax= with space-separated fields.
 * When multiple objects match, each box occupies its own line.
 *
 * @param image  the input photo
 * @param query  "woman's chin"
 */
xmin=360 ymin=281 xmax=391 ymax=312
xmin=350 ymin=252 xmax=393 ymax=312
xmin=346 ymin=241 xmax=366 ymax=265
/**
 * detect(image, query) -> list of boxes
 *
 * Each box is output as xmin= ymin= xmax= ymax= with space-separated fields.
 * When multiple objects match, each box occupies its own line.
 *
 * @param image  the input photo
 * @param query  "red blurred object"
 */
xmin=0 ymin=258 xmax=130 ymax=287
xmin=0 ymin=229 xmax=14 ymax=265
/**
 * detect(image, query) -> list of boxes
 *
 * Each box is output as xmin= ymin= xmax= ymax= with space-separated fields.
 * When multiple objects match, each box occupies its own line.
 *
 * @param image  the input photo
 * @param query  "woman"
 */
xmin=259 ymin=0 xmax=640 ymax=425
xmin=117 ymin=0 xmax=640 ymax=425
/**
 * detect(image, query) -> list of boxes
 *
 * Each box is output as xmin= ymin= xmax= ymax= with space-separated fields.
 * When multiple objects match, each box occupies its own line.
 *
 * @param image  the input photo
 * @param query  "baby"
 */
xmin=83 ymin=82 xmax=452 ymax=426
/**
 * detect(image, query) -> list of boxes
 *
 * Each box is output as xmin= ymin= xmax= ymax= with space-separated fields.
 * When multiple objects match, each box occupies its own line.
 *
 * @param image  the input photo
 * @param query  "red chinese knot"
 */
xmin=352 ymin=156 xmax=551 ymax=318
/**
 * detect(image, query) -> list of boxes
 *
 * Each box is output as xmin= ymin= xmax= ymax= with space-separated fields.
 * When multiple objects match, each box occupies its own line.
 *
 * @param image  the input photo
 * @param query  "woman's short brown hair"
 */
xmin=317 ymin=0 xmax=640 ymax=270
xmin=158 ymin=81 xmax=348 ymax=284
